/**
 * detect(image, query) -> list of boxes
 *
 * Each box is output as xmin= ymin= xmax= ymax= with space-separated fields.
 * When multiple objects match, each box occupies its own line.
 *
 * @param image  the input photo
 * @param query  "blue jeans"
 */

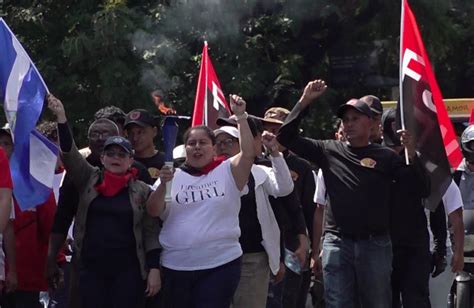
xmin=322 ymin=232 xmax=392 ymax=308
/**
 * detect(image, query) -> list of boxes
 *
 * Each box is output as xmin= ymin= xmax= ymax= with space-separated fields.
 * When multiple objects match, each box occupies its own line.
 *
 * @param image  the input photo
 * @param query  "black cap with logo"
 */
xmin=336 ymin=99 xmax=373 ymax=119
xmin=124 ymin=109 xmax=158 ymax=128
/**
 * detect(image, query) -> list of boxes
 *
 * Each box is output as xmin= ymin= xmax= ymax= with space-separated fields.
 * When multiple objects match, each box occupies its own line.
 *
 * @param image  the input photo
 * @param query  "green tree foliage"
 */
xmin=0 ymin=0 xmax=473 ymax=144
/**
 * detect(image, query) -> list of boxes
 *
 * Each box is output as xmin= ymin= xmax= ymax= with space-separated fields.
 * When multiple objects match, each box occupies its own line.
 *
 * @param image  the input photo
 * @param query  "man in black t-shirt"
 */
xmin=124 ymin=109 xmax=165 ymax=181
xmin=277 ymin=79 xmax=428 ymax=308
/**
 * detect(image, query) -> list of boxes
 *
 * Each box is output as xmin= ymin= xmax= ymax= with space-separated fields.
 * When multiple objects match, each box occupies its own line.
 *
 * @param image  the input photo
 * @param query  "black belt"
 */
xmin=328 ymin=231 xmax=388 ymax=241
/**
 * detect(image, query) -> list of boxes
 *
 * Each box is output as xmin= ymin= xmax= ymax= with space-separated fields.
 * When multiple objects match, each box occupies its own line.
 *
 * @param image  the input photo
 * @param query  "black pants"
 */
xmin=2 ymin=290 xmax=42 ymax=308
xmin=391 ymin=245 xmax=431 ymax=308
xmin=79 ymin=262 xmax=145 ymax=308
xmin=282 ymin=267 xmax=312 ymax=308
xmin=161 ymin=257 xmax=241 ymax=308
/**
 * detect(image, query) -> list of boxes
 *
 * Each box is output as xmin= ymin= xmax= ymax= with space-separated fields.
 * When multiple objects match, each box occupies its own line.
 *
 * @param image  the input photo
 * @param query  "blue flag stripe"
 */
xmin=0 ymin=18 xmax=56 ymax=210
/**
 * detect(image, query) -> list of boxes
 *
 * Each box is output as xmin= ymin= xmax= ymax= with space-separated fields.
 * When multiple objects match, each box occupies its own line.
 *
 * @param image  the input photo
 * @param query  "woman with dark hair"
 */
xmin=147 ymin=95 xmax=255 ymax=308
xmin=48 ymin=95 xmax=161 ymax=308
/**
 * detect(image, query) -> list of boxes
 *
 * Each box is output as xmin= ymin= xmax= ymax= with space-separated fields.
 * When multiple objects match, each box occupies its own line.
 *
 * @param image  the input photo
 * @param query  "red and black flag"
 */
xmin=192 ymin=41 xmax=230 ymax=129
xmin=399 ymin=0 xmax=463 ymax=210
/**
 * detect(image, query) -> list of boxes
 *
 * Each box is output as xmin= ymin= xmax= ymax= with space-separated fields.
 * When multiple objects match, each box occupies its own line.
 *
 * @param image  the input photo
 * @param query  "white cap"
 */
xmin=214 ymin=126 xmax=239 ymax=139
xmin=173 ymin=144 xmax=186 ymax=160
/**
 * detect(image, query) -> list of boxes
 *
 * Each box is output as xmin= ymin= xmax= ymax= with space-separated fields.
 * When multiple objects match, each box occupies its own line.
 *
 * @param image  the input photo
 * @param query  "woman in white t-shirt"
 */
xmin=147 ymin=95 xmax=255 ymax=308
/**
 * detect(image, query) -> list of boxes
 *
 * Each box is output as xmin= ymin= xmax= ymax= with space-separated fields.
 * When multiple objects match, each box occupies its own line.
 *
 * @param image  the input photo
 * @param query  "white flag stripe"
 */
xmin=29 ymin=132 xmax=57 ymax=188
xmin=4 ymin=38 xmax=30 ymax=114
xmin=52 ymin=171 xmax=65 ymax=203
xmin=0 ymin=18 xmax=49 ymax=94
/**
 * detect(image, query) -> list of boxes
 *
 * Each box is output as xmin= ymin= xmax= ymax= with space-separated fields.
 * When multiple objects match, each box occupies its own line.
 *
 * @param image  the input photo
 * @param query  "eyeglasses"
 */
xmin=216 ymin=138 xmax=237 ymax=148
xmin=89 ymin=132 xmax=113 ymax=141
xmin=104 ymin=150 xmax=129 ymax=159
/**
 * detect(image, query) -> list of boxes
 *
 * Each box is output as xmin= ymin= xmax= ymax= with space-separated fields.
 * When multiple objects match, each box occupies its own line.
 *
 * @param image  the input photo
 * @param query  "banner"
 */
xmin=0 ymin=18 xmax=58 ymax=210
xmin=400 ymin=0 xmax=462 ymax=210
xmin=192 ymin=41 xmax=230 ymax=129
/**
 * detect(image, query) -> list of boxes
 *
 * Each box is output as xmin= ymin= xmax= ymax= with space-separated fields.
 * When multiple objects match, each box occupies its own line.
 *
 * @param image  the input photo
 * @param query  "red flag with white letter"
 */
xmin=399 ymin=0 xmax=462 ymax=210
xmin=192 ymin=42 xmax=230 ymax=129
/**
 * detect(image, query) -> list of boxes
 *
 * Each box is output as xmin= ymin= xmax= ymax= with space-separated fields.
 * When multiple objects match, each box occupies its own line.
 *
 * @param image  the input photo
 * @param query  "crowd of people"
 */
xmin=0 ymin=78 xmax=470 ymax=308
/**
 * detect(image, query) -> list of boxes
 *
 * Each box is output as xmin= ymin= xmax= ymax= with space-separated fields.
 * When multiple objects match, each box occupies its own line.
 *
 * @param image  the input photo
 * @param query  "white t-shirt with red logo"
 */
xmin=157 ymin=159 xmax=243 ymax=271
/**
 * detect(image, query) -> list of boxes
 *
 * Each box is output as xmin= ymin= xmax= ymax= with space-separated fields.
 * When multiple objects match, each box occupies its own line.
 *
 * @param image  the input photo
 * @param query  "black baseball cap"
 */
xmin=360 ymin=95 xmax=383 ymax=116
xmin=336 ymin=99 xmax=373 ymax=119
xmin=104 ymin=136 xmax=133 ymax=154
xmin=124 ymin=109 xmax=157 ymax=128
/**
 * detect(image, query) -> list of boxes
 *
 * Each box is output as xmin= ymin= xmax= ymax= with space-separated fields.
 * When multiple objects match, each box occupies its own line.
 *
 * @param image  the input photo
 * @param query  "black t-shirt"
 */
xmin=277 ymin=102 xmax=429 ymax=236
xmin=239 ymin=173 xmax=265 ymax=253
xmin=390 ymin=164 xmax=429 ymax=246
xmin=81 ymin=188 xmax=138 ymax=270
xmin=284 ymin=152 xmax=317 ymax=243
xmin=390 ymin=151 xmax=446 ymax=248
xmin=135 ymin=152 xmax=165 ymax=181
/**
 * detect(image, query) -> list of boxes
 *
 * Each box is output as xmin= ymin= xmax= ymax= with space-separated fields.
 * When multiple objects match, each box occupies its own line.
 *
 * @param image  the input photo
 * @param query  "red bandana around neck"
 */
xmin=95 ymin=168 xmax=138 ymax=197
xmin=181 ymin=155 xmax=226 ymax=176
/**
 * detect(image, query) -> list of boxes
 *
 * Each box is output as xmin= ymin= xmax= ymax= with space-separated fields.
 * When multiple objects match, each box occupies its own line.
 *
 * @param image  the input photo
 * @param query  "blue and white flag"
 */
xmin=0 ymin=18 xmax=58 ymax=210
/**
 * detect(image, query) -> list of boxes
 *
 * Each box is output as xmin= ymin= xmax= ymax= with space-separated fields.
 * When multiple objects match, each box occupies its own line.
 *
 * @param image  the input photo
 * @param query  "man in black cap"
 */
xmin=277 ymin=79 xmax=428 ymax=308
xmin=360 ymin=95 xmax=383 ymax=143
xmin=125 ymin=109 xmax=165 ymax=181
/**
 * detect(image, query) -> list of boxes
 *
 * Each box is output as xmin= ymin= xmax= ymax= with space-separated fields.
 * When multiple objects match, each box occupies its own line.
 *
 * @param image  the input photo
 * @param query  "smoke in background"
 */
xmin=131 ymin=0 xmax=324 ymax=109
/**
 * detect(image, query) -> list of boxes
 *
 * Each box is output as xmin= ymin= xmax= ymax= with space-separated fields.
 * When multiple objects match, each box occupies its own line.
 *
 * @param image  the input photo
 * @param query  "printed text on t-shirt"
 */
xmin=175 ymin=181 xmax=225 ymax=204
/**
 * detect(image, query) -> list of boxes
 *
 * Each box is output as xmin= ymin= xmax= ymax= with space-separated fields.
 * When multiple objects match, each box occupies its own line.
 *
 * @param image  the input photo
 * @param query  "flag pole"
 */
xmin=203 ymin=41 xmax=209 ymax=126
xmin=399 ymin=0 xmax=410 ymax=165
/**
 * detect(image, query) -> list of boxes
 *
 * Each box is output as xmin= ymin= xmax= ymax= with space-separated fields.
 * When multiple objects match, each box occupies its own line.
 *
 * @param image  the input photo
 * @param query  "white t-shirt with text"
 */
xmin=155 ymin=159 xmax=243 ymax=271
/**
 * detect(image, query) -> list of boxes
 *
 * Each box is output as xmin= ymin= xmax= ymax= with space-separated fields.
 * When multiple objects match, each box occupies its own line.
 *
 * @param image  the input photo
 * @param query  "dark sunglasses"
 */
xmin=104 ymin=150 xmax=129 ymax=159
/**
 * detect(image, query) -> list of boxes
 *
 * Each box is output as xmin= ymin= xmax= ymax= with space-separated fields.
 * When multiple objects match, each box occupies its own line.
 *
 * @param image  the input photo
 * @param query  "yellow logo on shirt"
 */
xmin=360 ymin=158 xmax=377 ymax=168
xmin=148 ymin=167 xmax=160 ymax=179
